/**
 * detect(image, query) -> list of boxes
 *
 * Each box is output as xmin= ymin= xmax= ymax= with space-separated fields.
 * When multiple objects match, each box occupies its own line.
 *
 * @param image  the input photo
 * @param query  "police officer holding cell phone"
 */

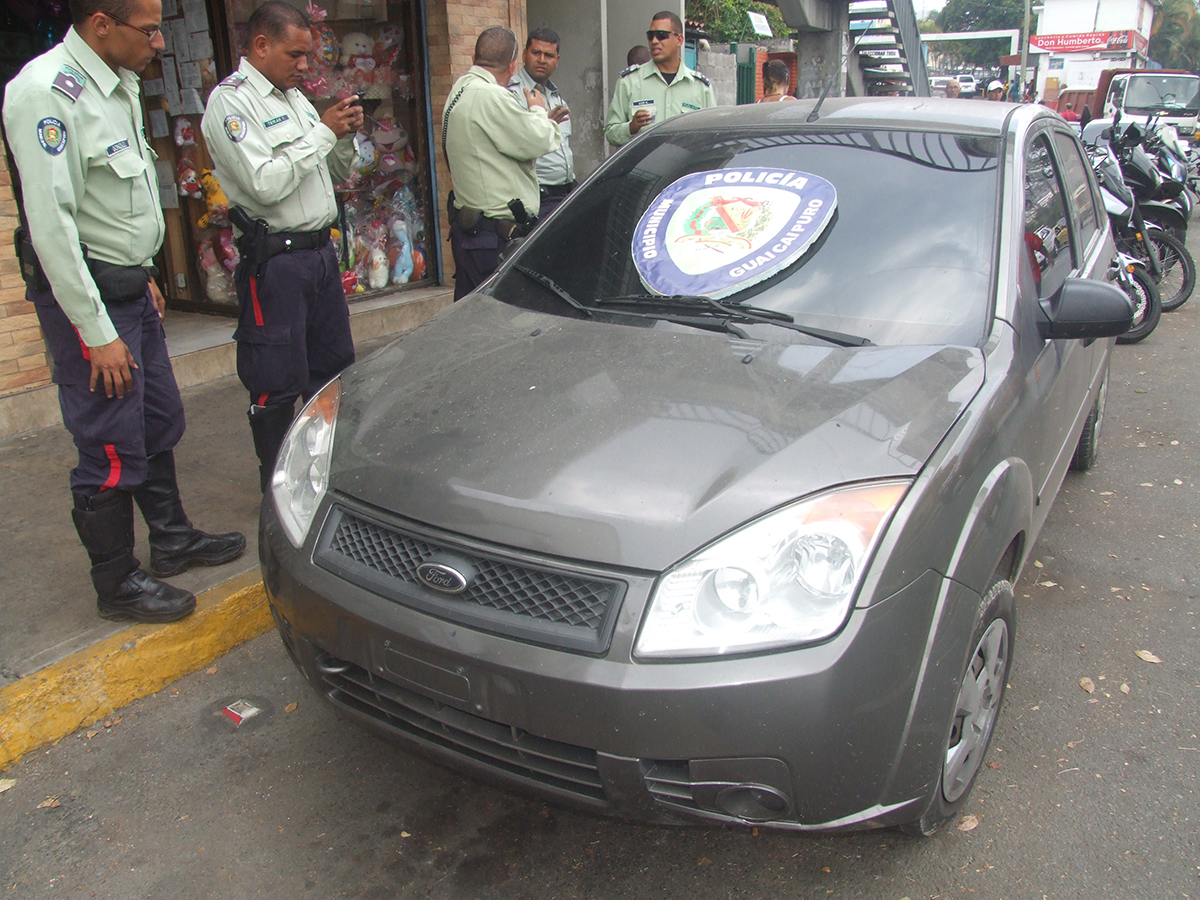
xmin=3 ymin=0 xmax=247 ymax=624
xmin=201 ymin=0 xmax=361 ymax=492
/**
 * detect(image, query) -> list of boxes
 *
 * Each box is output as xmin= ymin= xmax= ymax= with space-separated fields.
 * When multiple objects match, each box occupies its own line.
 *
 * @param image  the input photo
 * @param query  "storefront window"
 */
xmin=141 ymin=0 xmax=436 ymax=313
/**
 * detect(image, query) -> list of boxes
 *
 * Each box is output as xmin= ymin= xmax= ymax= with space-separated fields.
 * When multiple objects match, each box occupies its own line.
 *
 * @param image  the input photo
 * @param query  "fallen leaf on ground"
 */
xmin=400 ymin=831 xmax=411 ymax=838
xmin=1120 ymin=683 xmax=1131 ymax=694
xmin=36 ymin=797 xmax=60 ymax=809
xmin=985 ymin=762 xmax=1001 ymax=770
xmin=285 ymin=702 xmax=298 ymax=713
xmin=206 ymin=667 xmax=218 ymax=675
xmin=0 ymin=779 xmax=15 ymax=794
xmin=1079 ymin=677 xmax=1096 ymax=694
xmin=698 ymin=858 xmax=713 ymax=867
xmin=86 ymin=731 xmax=98 ymax=739
xmin=957 ymin=814 xmax=980 ymax=832
xmin=1033 ymin=560 xmax=1043 ymax=568
xmin=820 ymin=866 xmax=831 ymax=873
xmin=1135 ymin=650 xmax=1162 ymax=664
xmin=1038 ymin=581 xmax=1057 ymax=588
xmin=103 ymin=720 xmax=112 ymax=728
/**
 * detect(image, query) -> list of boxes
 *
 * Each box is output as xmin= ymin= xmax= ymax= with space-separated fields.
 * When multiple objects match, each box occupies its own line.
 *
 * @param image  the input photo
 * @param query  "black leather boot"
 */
xmin=71 ymin=490 xmax=196 ymax=623
xmin=248 ymin=403 xmax=295 ymax=493
xmin=133 ymin=450 xmax=247 ymax=577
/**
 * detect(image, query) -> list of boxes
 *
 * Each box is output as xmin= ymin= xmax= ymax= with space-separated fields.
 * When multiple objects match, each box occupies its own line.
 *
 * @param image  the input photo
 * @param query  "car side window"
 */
xmin=1051 ymin=131 xmax=1099 ymax=248
xmin=1022 ymin=133 xmax=1075 ymax=300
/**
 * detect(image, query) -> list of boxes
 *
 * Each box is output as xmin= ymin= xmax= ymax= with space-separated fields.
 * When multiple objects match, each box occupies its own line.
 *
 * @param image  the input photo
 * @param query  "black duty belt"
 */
xmin=238 ymin=227 xmax=330 ymax=263
xmin=540 ymin=181 xmax=575 ymax=198
xmin=261 ymin=227 xmax=331 ymax=258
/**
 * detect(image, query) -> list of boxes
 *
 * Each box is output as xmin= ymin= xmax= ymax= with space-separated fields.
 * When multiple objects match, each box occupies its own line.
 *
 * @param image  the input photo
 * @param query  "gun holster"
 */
xmin=13 ymin=227 xmax=50 ymax=292
xmin=230 ymin=206 xmax=272 ymax=270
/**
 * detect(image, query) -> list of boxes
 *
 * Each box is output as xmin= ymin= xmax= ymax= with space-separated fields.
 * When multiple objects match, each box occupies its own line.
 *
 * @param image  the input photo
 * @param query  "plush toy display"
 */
xmin=339 ymin=32 xmax=372 ymax=68
xmin=173 ymin=117 xmax=196 ymax=146
xmin=199 ymin=242 xmax=235 ymax=304
xmin=196 ymin=169 xmax=229 ymax=229
xmin=176 ymin=155 xmax=202 ymax=200
xmin=389 ymin=217 xmax=413 ymax=285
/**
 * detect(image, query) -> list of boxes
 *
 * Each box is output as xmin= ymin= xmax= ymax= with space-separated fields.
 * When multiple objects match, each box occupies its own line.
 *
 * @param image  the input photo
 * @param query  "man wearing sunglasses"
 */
xmin=3 ymin=0 xmax=246 ymax=624
xmin=605 ymin=11 xmax=715 ymax=147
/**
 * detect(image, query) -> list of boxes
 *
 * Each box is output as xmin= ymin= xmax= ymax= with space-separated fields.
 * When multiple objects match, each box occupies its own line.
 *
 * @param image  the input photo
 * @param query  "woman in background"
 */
xmin=759 ymin=60 xmax=795 ymax=102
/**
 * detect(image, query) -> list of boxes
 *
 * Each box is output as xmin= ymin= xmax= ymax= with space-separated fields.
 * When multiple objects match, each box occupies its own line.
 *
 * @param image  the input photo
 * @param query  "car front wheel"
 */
xmin=899 ymin=578 xmax=1015 ymax=837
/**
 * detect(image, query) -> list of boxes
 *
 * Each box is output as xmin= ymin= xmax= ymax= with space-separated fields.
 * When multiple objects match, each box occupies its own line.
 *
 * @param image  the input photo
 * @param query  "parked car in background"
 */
xmin=260 ymin=98 xmax=1132 ymax=836
xmin=956 ymin=74 xmax=977 ymax=96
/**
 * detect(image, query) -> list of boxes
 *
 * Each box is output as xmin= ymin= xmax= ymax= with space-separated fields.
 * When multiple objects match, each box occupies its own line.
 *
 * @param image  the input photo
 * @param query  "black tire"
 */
xmin=1071 ymin=368 xmax=1108 ymax=471
xmin=1147 ymin=231 xmax=1195 ymax=311
xmin=1116 ymin=265 xmax=1162 ymax=344
xmin=899 ymin=579 xmax=1015 ymax=838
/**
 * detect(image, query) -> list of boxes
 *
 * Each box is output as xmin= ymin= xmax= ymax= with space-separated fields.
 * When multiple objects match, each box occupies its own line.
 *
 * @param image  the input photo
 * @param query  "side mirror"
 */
xmin=1040 ymin=276 xmax=1133 ymax=340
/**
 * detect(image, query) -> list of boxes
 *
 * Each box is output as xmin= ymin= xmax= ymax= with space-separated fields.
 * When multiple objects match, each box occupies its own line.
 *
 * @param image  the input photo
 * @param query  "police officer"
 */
xmin=507 ymin=28 xmax=575 ymax=218
xmin=3 ymin=0 xmax=245 ymax=623
xmin=444 ymin=26 xmax=561 ymax=300
xmin=605 ymin=11 xmax=715 ymax=147
xmin=201 ymin=0 xmax=362 ymax=492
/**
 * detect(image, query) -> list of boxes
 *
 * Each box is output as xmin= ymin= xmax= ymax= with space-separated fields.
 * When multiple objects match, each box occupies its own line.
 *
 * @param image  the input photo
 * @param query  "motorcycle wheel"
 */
xmin=1116 ymin=265 xmax=1162 ymax=344
xmin=1147 ymin=231 xmax=1195 ymax=311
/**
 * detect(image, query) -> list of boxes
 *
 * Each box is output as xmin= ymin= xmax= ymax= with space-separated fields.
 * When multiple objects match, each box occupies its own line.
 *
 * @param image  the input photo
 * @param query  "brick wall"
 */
xmin=0 ymin=142 xmax=51 ymax=398
xmin=428 ymin=0 xmax=527 ymax=255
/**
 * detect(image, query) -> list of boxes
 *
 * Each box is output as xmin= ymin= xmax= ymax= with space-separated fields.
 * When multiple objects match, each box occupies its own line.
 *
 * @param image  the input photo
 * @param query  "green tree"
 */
xmin=935 ymin=0 xmax=1024 ymax=69
xmin=685 ymin=0 xmax=789 ymax=42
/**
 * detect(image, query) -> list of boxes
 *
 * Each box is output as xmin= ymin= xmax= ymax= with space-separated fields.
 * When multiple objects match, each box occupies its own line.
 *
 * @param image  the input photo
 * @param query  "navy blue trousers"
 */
xmin=232 ymin=241 xmax=355 ymax=409
xmin=30 ymin=286 xmax=185 ymax=496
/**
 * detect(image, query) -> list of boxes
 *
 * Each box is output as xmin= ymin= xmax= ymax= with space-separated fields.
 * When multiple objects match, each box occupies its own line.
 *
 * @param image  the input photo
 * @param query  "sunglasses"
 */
xmin=646 ymin=30 xmax=680 ymax=42
xmin=108 ymin=13 xmax=162 ymax=40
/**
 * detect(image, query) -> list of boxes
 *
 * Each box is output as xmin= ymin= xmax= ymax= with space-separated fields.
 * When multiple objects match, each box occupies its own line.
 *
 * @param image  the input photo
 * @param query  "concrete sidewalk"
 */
xmin=0 ymin=287 xmax=451 ymax=768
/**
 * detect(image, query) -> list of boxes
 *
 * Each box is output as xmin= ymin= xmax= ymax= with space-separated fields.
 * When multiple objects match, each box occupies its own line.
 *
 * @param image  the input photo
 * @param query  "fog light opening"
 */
xmin=714 ymin=784 xmax=791 ymax=823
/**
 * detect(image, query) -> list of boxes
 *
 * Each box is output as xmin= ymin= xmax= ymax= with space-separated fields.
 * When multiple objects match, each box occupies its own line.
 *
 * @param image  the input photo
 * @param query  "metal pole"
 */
xmin=1021 ymin=0 xmax=1031 ymax=100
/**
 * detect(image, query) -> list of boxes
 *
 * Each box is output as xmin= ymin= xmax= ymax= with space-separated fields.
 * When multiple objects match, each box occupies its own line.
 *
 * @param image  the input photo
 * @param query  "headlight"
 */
xmin=635 ymin=481 xmax=909 ymax=659
xmin=273 ymin=377 xmax=341 ymax=548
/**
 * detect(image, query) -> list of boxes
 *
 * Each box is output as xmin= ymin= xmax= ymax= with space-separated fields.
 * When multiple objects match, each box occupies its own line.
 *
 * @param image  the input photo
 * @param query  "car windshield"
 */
xmin=489 ymin=127 xmax=1001 ymax=346
xmin=1123 ymin=75 xmax=1200 ymax=114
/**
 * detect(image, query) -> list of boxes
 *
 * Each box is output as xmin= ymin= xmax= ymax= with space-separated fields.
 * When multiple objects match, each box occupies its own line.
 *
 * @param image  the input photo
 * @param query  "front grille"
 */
xmin=314 ymin=506 xmax=626 ymax=654
xmin=322 ymin=657 xmax=606 ymax=802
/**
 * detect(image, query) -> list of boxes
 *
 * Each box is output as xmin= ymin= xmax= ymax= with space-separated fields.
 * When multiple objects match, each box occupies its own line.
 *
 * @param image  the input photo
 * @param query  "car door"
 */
xmin=1016 ymin=126 xmax=1096 ymax=534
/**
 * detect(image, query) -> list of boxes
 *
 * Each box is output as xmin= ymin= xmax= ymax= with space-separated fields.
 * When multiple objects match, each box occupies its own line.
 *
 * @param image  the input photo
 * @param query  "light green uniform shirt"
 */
xmin=2 ymin=27 xmax=165 ymax=347
xmin=443 ymin=66 xmax=561 ymax=220
xmin=201 ymin=57 xmax=356 ymax=234
xmin=507 ymin=66 xmax=574 ymax=187
xmin=604 ymin=60 xmax=716 ymax=147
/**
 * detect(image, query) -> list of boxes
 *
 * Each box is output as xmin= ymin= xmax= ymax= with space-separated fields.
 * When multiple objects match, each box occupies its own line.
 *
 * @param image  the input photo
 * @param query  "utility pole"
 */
xmin=1021 ymin=0 xmax=1031 ymax=100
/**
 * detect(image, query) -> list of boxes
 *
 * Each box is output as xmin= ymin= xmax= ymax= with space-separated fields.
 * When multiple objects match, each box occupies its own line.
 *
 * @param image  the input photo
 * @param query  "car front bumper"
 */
xmin=260 ymin=494 xmax=982 ymax=831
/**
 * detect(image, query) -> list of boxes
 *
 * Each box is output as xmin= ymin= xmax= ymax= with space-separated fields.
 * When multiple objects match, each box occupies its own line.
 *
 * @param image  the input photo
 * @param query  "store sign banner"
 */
xmin=1030 ymin=30 xmax=1145 ymax=53
xmin=632 ymin=168 xmax=837 ymax=299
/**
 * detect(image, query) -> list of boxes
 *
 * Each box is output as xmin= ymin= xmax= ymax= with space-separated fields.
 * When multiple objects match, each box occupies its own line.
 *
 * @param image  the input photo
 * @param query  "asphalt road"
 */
xmin=3 ymin=267 xmax=1199 ymax=900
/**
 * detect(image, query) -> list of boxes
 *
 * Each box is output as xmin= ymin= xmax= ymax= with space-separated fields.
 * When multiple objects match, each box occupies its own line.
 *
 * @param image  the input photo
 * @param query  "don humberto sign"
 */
xmin=632 ymin=168 xmax=838 ymax=299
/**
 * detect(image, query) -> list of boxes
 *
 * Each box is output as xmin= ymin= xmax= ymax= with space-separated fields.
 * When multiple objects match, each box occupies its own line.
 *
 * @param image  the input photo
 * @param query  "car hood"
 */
xmin=331 ymin=297 xmax=984 ymax=572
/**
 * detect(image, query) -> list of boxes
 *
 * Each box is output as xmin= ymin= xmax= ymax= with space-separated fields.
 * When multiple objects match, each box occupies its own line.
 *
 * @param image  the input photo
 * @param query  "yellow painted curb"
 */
xmin=0 ymin=578 xmax=273 ymax=770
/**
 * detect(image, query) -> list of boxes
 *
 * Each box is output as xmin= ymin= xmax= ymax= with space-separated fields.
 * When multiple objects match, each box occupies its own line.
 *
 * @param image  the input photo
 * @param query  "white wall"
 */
xmin=1038 ymin=0 xmax=1150 ymax=38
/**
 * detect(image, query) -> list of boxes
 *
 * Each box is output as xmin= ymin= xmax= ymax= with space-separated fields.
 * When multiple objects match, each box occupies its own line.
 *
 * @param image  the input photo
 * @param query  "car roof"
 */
xmin=651 ymin=96 xmax=1055 ymax=137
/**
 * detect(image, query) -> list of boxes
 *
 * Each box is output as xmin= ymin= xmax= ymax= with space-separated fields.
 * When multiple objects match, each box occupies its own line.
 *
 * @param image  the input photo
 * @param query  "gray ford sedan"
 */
xmin=259 ymin=99 xmax=1132 ymax=835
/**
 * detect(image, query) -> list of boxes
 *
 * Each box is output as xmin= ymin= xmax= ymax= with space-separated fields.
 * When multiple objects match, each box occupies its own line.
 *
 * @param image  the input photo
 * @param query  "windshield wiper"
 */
xmin=513 ymin=265 xmax=592 ymax=317
xmin=597 ymin=294 xmax=872 ymax=347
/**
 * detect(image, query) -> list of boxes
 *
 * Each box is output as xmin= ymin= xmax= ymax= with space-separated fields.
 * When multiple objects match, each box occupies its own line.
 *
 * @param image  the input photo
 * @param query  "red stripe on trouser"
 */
xmin=101 ymin=444 xmax=122 ymax=490
xmin=258 ymin=393 xmax=269 ymax=406
xmin=250 ymin=275 xmax=264 ymax=327
xmin=73 ymin=326 xmax=92 ymax=361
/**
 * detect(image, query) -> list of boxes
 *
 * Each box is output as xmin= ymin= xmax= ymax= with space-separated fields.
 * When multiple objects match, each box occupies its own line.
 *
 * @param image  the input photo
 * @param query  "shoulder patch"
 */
xmin=693 ymin=71 xmax=712 ymax=87
xmin=37 ymin=117 xmax=67 ymax=155
xmin=224 ymin=114 xmax=247 ymax=142
xmin=619 ymin=64 xmax=641 ymax=78
xmin=51 ymin=66 xmax=86 ymax=102
xmin=219 ymin=72 xmax=247 ymax=89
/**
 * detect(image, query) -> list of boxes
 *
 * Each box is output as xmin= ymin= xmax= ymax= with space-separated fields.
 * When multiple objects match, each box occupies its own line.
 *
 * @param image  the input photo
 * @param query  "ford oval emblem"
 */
xmin=416 ymin=561 xmax=469 ymax=594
